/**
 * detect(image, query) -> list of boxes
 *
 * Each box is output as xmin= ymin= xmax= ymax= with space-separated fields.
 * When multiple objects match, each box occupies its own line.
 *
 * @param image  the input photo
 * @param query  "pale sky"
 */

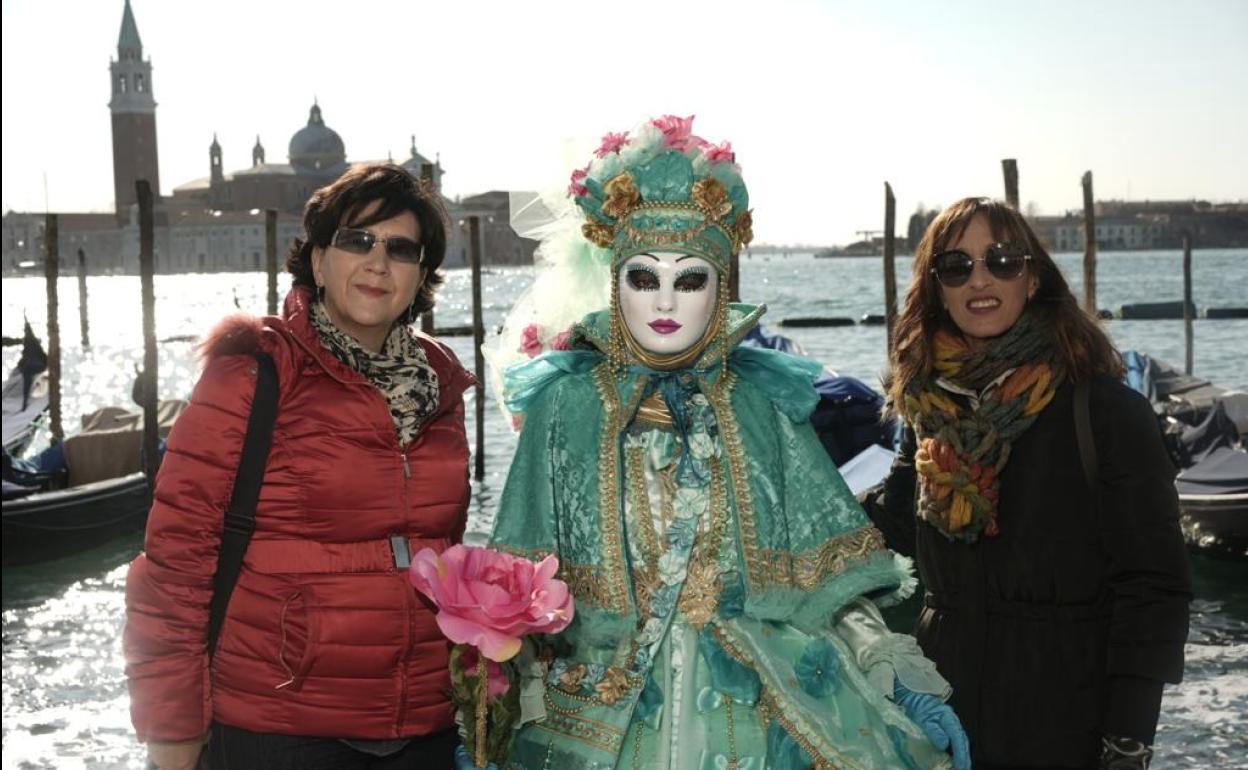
xmin=2 ymin=0 xmax=1245 ymax=244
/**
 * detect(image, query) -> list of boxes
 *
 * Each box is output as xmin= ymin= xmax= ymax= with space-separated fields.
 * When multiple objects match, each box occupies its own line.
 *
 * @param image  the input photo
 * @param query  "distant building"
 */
xmin=907 ymin=209 xmax=938 ymax=251
xmin=1030 ymin=200 xmax=1248 ymax=252
xmin=2 ymin=0 xmax=536 ymax=276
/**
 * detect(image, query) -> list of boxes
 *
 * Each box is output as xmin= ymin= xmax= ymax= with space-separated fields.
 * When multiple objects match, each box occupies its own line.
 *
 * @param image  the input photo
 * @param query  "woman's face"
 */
xmin=311 ymin=200 xmax=424 ymax=352
xmin=618 ymin=251 xmax=719 ymax=356
xmin=938 ymin=214 xmax=1036 ymax=347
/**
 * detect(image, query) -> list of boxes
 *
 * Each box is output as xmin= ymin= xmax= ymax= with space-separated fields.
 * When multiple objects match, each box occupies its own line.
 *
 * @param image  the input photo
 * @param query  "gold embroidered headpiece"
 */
xmin=569 ymin=116 xmax=753 ymax=274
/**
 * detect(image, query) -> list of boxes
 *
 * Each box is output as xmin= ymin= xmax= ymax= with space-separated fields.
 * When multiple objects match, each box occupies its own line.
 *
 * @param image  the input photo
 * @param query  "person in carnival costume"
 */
xmin=867 ymin=198 xmax=1191 ymax=770
xmin=485 ymin=116 xmax=971 ymax=770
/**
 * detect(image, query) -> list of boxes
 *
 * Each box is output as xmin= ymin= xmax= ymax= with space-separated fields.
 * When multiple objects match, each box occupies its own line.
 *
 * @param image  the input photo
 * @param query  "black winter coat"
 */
xmin=871 ymin=377 xmax=1191 ymax=767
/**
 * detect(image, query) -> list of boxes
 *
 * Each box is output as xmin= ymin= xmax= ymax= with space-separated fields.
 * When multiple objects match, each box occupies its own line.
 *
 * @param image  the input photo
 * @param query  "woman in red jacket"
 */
xmin=125 ymin=163 xmax=475 ymax=770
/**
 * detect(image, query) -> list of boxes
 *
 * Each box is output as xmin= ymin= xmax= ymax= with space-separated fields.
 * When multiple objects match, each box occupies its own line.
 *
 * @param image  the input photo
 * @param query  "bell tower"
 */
xmin=109 ymin=0 xmax=160 ymax=222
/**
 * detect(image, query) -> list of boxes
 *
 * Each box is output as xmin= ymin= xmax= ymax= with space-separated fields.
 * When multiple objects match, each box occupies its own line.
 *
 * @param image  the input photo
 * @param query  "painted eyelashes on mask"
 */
xmin=625 ymin=264 xmax=661 ymax=291
xmin=673 ymin=266 xmax=710 ymax=292
xmin=624 ymin=265 xmax=711 ymax=293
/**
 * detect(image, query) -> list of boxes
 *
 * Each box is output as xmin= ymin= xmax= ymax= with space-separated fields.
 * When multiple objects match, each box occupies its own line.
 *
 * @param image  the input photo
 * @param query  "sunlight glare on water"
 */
xmin=2 ymin=249 xmax=1247 ymax=768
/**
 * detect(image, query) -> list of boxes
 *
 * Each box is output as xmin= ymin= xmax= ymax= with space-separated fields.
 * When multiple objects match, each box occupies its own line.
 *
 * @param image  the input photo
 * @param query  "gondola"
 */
xmin=2 ymin=472 xmax=151 ymax=566
xmin=2 ymin=400 xmax=186 ymax=567
xmin=1 ymin=321 xmax=49 ymax=456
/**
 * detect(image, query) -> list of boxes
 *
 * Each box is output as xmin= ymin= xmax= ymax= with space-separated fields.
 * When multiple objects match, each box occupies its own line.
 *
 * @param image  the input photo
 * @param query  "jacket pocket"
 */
xmin=274 ymin=587 xmax=319 ymax=692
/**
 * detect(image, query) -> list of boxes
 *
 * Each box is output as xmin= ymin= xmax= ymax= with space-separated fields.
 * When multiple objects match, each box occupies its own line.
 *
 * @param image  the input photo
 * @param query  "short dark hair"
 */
xmin=287 ymin=163 xmax=450 ymax=316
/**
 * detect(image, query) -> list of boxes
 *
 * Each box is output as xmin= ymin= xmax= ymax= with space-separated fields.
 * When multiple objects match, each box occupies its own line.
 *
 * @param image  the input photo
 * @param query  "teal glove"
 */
xmin=894 ymin=680 xmax=971 ymax=770
xmin=454 ymin=745 xmax=498 ymax=770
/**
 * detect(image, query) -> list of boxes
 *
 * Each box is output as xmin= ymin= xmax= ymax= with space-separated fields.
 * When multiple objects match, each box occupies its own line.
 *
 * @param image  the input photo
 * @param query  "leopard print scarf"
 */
xmin=311 ymin=301 xmax=439 ymax=446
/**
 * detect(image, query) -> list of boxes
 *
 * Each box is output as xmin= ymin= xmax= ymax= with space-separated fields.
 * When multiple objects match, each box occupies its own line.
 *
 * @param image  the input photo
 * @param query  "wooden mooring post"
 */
xmin=76 ymin=248 xmax=90 ymax=349
xmin=420 ymin=163 xmax=437 ymax=336
xmin=1081 ymin=171 xmax=1098 ymax=315
xmin=1183 ymin=232 xmax=1194 ymax=375
xmin=882 ymin=182 xmax=898 ymax=352
xmin=265 ymin=209 xmax=278 ymax=315
xmin=44 ymin=214 xmax=64 ymax=442
xmin=467 ymin=216 xmax=486 ymax=482
xmin=137 ymin=180 xmax=160 ymax=486
xmin=1002 ymin=159 xmax=1019 ymax=209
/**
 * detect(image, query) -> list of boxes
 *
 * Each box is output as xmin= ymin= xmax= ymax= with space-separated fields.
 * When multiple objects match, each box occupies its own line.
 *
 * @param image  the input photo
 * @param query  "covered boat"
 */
xmin=1124 ymin=351 xmax=1248 ymax=556
xmin=3 ymin=401 xmax=185 ymax=566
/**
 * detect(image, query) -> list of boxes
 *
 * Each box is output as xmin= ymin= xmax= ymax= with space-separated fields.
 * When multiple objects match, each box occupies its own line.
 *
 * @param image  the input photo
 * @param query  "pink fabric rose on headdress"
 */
xmin=409 ymin=545 xmax=574 ymax=662
xmin=652 ymin=114 xmax=698 ymax=150
xmin=703 ymin=140 xmax=735 ymax=165
xmin=595 ymin=131 xmax=629 ymax=158
xmin=567 ymin=165 xmax=589 ymax=198
xmin=519 ymin=323 xmax=543 ymax=358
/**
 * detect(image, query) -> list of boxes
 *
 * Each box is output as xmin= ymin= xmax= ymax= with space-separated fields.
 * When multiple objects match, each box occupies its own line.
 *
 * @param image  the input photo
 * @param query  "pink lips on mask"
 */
xmin=648 ymin=319 xmax=682 ymax=335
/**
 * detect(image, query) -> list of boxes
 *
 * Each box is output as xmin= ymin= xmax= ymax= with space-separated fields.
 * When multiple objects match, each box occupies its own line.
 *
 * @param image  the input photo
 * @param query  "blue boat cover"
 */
xmin=1176 ymin=446 xmax=1248 ymax=496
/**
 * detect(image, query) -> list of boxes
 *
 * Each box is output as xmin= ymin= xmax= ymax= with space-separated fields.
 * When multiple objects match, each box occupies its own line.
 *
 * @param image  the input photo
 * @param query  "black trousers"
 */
xmin=204 ymin=722 xmax=458 ymax=770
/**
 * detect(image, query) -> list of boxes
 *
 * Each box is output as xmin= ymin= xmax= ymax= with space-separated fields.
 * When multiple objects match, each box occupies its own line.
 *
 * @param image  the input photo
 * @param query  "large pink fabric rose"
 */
xmin=410 ymin=545 xmax=574 ymax=662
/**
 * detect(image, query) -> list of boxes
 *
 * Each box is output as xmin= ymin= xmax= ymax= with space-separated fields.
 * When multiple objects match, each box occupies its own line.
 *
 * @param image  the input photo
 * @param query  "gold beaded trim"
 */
xmin=535 ymin=695 xmax=627 ymax=754
xmin=591 ymin=361 xmax=631 ymax=615
xmin=626 ymin=446 xmax=661 ymax=573
xmin=706 ymin=371 xmax=767 ymax=594
xmin=757 ymin=526 xmax=888 ymax=591
xmin=560 ymin=562 xmax=614 ymax=608
xmin=676 ymin=458 xmax=730 ymax=630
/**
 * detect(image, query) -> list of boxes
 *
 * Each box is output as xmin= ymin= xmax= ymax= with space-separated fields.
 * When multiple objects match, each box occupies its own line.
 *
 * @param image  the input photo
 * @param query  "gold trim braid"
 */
xmin=706 ymin=370 xmax=767 ymax=594
xmin=591 ymin=362 xmax=632 ymax=615
xmin=758 ymin=526 xmax=888 ymax=591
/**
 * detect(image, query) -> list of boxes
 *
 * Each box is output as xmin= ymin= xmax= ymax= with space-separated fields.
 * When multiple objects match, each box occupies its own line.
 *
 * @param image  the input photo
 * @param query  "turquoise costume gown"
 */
xmin=490 ymin=305 xmax=955 ymax=770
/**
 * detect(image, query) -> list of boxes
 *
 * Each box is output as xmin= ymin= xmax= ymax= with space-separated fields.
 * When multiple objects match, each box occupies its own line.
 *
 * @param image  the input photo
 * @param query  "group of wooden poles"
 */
xmin=32 ymin=161 xmax=1202 ymax=488
xmin=40 ymin=169 xmax=491 ymax=487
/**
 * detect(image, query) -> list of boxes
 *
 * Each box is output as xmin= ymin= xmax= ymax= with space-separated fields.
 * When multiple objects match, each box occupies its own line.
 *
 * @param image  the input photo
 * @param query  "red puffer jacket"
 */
xmin=124 ymin=287 xmax=474 ymax=742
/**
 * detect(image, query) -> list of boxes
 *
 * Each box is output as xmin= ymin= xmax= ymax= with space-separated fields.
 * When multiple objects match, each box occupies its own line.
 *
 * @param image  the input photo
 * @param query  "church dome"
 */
xmin=288 ymin=103 xmax=345 ymax=171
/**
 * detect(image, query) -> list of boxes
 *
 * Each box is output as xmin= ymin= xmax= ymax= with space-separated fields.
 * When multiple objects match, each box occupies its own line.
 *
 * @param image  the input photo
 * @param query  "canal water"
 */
xmin=3 ymin=250 xmax=1246 ymax=768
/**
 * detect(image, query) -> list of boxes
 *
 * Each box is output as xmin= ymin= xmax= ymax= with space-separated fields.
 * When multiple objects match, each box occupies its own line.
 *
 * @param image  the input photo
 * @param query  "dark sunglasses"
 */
xmin=931 ymin=243 xmax=1031 ymax=288
xmin=331 ymin=227 xmax=423 ymax=264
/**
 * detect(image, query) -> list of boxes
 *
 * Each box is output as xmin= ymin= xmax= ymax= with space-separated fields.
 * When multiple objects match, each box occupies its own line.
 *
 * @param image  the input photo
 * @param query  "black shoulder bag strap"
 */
xmin=206 ymin=352 xmax=279 ymax=658
xmin=1074 ymin=378 xmax=1098 ymax=494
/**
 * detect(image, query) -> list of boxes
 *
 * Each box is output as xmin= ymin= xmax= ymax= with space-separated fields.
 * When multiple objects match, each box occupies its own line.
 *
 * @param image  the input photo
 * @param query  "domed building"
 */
xmin=3 ymin=2 xmax=536 ymax=277
xmin=288 ymin=102 xmax=346 ymax=171
xmin=170 ymin=100 xmax=443 ymax=215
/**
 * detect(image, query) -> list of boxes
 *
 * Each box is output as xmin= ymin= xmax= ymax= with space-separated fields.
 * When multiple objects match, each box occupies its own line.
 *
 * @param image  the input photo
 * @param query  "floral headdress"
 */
xmin=569 ymin=115 xmax=753 ymax=273
xmin=483 ymin=116 xmax=755 ymax=423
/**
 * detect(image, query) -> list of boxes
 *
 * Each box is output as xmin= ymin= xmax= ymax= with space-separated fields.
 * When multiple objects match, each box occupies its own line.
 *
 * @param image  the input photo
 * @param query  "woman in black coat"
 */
xmin=872 ymin=198 xmax=1191 ymax=770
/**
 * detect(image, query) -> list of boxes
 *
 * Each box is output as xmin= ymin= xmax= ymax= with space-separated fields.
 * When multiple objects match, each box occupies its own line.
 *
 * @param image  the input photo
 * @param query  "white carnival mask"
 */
xmin=617 ymin=251 xmax=719 ymax=356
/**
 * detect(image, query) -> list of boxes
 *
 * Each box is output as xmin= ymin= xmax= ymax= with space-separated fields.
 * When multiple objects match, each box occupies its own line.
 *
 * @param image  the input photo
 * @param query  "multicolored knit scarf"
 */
xmin=905 ymin=312 xmax=1062 ymax=542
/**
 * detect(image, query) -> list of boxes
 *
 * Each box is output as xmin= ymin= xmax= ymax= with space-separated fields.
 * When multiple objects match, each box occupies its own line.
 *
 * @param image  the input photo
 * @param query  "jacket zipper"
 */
xmin=396 ymin=440 xmax=413 ymax=733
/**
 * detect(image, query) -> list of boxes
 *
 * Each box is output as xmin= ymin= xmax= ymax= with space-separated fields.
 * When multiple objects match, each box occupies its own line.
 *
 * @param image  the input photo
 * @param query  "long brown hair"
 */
xmin=888 ymin=197 xmax=1123 ymax=411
